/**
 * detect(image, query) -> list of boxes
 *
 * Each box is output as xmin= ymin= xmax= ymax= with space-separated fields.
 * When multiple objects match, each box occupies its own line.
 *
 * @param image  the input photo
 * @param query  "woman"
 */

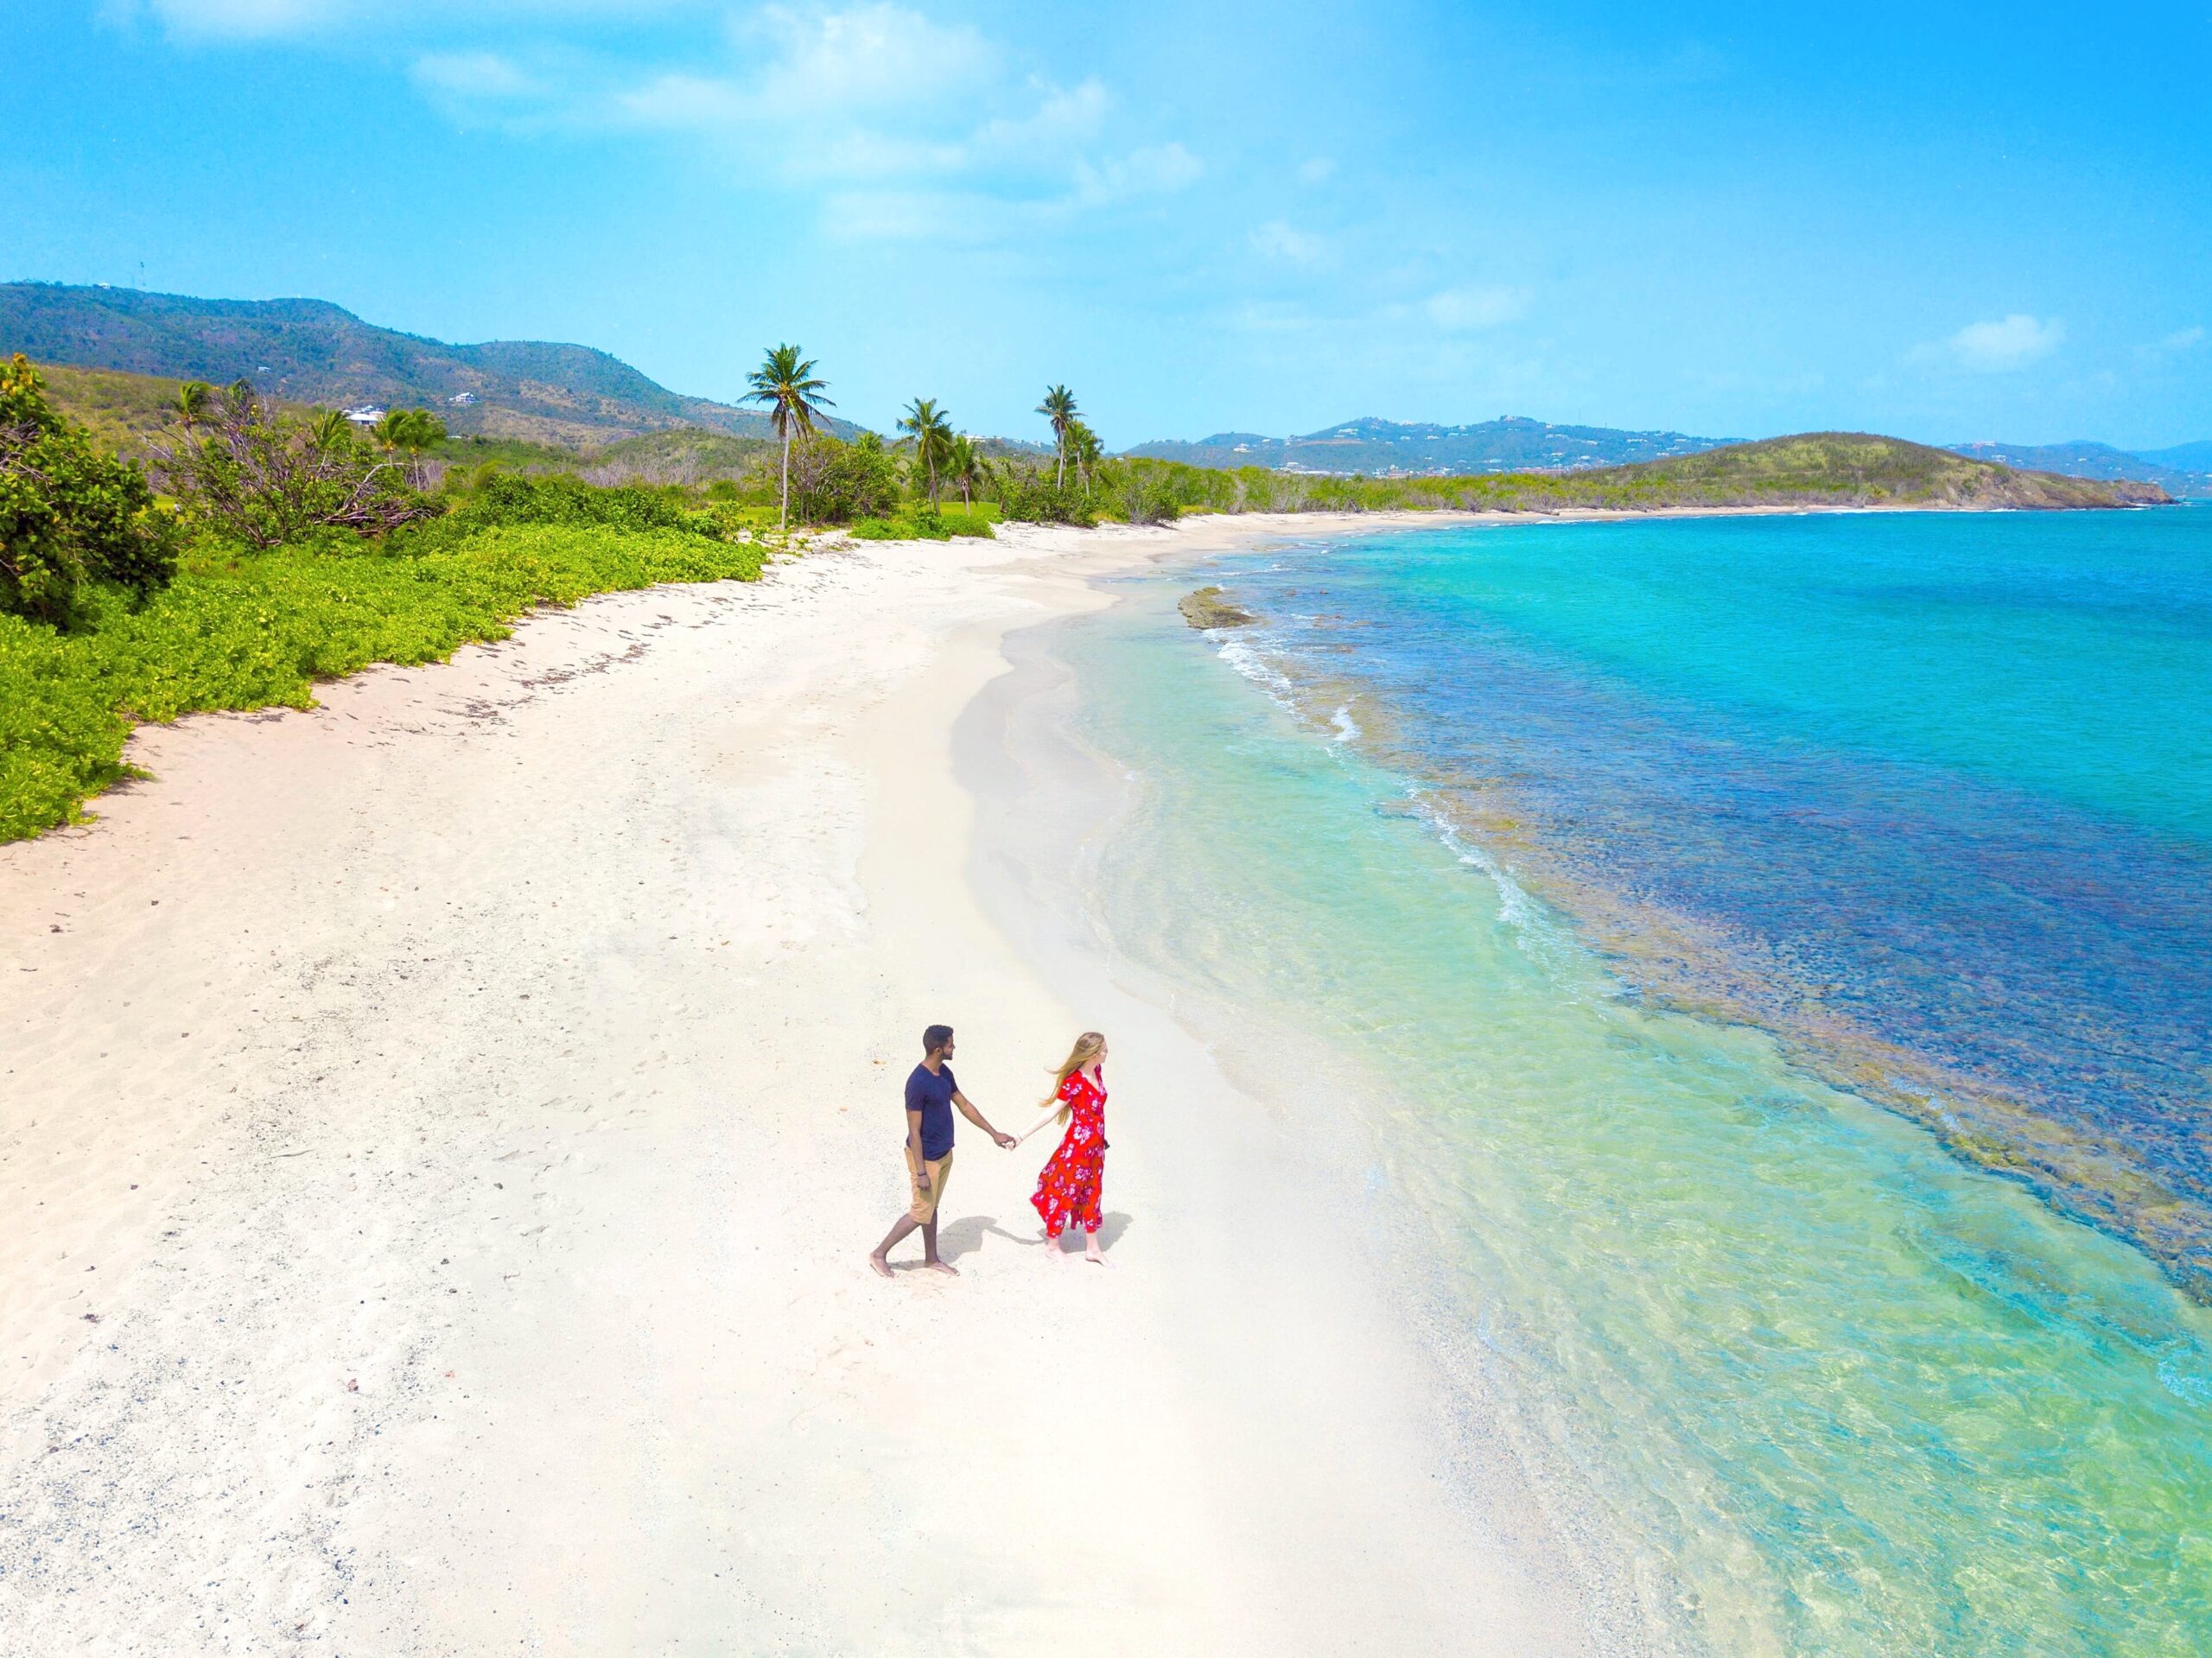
xmin=1017 ymin=1031 xmax=1110 ymax=1264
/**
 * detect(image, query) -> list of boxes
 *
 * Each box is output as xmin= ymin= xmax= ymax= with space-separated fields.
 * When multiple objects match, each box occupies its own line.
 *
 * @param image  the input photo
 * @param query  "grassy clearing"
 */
xmin=0 ymin=523 xmax=765 ymax=841
xmin=848 ymin=501 xmax=1000 ymax=540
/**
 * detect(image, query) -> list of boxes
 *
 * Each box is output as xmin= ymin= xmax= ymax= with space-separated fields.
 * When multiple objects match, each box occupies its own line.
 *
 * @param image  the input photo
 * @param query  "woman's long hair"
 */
xmin=1042 ymin=1031 xmax=1106 ymax=1122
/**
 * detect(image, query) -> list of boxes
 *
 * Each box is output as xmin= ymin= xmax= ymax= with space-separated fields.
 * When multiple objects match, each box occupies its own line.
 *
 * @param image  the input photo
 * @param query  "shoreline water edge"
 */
xmin=3 ymin=506 xmax=2204 ymax=1654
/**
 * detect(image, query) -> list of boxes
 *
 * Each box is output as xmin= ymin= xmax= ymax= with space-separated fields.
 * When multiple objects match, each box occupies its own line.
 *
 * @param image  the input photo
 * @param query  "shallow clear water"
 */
xmin=1207 ymin=508 xmax=2212 ymax=1288
xmin=1052 ymin=509 xmax=2212 ymax=1655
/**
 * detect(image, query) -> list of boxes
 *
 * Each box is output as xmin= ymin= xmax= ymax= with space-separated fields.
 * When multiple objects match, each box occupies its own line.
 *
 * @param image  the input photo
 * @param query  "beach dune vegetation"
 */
xmin=0 ymin=518 xmax=766 ymax=841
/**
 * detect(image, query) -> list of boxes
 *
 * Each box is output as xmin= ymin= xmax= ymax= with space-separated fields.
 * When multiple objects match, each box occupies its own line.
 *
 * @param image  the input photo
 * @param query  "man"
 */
xmin=869 ymin=1024 xmax=1016 ymax=1278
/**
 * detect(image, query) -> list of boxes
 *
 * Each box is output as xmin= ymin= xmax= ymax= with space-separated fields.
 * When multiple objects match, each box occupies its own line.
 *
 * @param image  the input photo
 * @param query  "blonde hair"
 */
xmin=1043 ymin=1031 xmax=1106 ymax=1121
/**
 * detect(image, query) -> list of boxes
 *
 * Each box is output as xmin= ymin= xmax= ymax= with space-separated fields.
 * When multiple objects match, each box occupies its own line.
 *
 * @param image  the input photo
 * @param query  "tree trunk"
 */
xmin=779 ymin=430 xmax=791 ymax=531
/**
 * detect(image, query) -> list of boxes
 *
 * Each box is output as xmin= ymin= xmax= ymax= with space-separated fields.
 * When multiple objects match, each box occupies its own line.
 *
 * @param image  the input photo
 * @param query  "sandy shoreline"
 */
xmin=0 ymin=515 xmax=1605 ymax=1655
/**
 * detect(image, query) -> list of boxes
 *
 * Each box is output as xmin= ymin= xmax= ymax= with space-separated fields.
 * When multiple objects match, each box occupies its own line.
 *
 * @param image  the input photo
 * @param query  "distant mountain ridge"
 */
xmin=1127 ymin=414 xmax=1732 ymax=475
xmin=0 ymin=282 xmax=860 ymax=448
xmin=10 ymin=282 xmax=2203 ymax=492
xmin=1947 ymin=439 xmax=2211 ymax=499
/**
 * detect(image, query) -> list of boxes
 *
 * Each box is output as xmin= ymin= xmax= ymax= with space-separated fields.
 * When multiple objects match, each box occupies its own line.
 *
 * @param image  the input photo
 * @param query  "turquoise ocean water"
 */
xmin=1051 ymin=507 xmax=2212 ymax=1655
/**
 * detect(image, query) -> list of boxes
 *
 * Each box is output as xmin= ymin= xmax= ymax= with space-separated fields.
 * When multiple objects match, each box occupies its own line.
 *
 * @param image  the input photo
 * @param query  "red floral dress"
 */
xmin=1031 ymin=1066 xmax=1107 ymax=1238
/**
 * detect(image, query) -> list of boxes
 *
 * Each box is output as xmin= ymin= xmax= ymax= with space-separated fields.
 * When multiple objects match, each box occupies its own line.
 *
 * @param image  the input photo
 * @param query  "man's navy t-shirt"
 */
xmin=906 ymin=1063 xmax=958 ymax=1160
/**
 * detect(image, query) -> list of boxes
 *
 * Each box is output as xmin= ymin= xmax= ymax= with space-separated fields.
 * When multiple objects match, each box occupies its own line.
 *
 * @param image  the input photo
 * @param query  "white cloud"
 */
xmin=1071 ymin=143 xmax=1202 ymax=206
xmin=605 ymin=9 xmax=1130 ymax=194
xmin=968 ymin=79 xmax=1111 ymax=164
xmin=1423 ymin=284 xmax=1531 ymax=331
xmin=124 ymin=0 xmax=1197 ymax=242
xmin=610 ymin=5 xmax=1005 ymax=147
xmin=2158 ymin=325 xmax=2205 ymax=353
xmin=1297 ymin=156 xmax=1336 ymax=185
xmin=1249 ymin=219 xmax=1327 ymax=266
xmin=1929 ymin=314 xmax=2065 ymax=372
xmin=819 ymin=138 xmax=1199 ymax=244
xmin=734 ymin=3 xmax=997 ymax=118
xmin=412 ymin=52 xmax=545 ymax=100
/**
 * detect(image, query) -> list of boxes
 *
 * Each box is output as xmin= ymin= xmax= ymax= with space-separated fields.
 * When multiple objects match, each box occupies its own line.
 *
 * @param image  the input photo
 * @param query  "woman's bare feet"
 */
xmin=1084 ymin=1237 xmax=1111 ymax=1267
xmin=923 ymin=1258 xmax=960 ymax=1276
xmin=1044 ymin=1234 xmax=1065 ymax=1261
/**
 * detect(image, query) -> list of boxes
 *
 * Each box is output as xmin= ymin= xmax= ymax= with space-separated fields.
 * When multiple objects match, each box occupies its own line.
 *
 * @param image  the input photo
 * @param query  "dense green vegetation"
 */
xmin=1 ymin=356 xmax=178 ymax=625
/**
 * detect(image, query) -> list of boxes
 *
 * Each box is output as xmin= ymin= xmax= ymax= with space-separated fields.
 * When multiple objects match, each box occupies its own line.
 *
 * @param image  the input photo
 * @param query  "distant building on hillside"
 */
xmin=343 ymin=405 xmax=385 ymax=425
xmin=448 ymin=391 xmax=477 ymax=406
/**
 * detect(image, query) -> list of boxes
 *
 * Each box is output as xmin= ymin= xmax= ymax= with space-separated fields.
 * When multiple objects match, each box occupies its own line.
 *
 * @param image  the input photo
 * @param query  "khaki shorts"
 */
xmin=906 ymin=1147 xmax=953 ymax=1223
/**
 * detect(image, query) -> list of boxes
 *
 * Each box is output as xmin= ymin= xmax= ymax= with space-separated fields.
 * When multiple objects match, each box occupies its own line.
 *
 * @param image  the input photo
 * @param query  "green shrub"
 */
xmin=937 ymin=503 xmax=997 ymax=538
xmin=788 ymin=433 xmax=903 ymax=525
xmin=991 ymin=466 xmax=1096 ymax=526
xmin=156 ymin=382 xmax=435 ymax=549
xmin=0 ymin=355 xmax=180 ymax=625
xmin=0 ymin=522 xmax=765 ymax=841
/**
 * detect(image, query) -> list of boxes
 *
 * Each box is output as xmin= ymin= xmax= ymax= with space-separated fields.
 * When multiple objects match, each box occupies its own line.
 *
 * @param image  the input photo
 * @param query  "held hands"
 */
xmin=994 ymin=1132 xmax=1018 ymax=1150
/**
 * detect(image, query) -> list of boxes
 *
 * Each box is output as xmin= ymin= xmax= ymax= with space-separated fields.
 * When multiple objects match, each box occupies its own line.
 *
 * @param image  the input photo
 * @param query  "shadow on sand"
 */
xmin=934 ymin=1211 xmax=1135 ymax=1262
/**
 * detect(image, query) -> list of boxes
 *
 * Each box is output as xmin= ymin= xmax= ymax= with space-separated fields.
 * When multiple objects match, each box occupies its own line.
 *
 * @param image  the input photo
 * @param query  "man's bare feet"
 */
xmin=923 ymin=1259 xmax=960 ymax=1276
xmin=868 ymin=1254 xmax=893 ymax=1279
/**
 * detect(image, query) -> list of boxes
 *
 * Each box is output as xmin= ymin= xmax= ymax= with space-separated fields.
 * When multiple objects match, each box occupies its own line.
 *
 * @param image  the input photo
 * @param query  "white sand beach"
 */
xmin=1 ymin=518 xmax=1600 ymax=1655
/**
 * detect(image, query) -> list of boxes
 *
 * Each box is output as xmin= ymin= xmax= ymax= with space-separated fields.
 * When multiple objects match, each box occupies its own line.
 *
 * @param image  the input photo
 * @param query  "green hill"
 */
xmin=0 ymin=283 xmax=859 ymax=448
xmin=30 ymin=359 xmax=775 ymax=486
xmin=1593 ymin=433 xmax=2169 ymax=508
xmin=1128 ymin=431 xmax=2171 ymax=516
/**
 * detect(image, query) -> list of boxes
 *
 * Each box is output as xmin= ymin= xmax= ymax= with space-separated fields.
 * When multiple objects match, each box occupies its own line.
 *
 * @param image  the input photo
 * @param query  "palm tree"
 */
xmin=897 ymin=397 xmax=954 ymax=505
xmin=1036 ymin=384 xmax=1078 ymax=488
xmin=175 ymin=381 xmax=213 ymax=429
xmin=744 ymin=344 xmax=835 ymax=530
xmin=373 ymin=408 xmax=447 ymax=487
xmin=1066 ymin=418 xmax=1103 ymax=498
xmin=946 ymin=435 xmax=983 ymax=511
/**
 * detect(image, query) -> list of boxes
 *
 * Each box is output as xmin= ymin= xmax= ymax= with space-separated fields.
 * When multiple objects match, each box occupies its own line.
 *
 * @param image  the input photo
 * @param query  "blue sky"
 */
xmin=4 ymin=2 xmax=2208 ymax=448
